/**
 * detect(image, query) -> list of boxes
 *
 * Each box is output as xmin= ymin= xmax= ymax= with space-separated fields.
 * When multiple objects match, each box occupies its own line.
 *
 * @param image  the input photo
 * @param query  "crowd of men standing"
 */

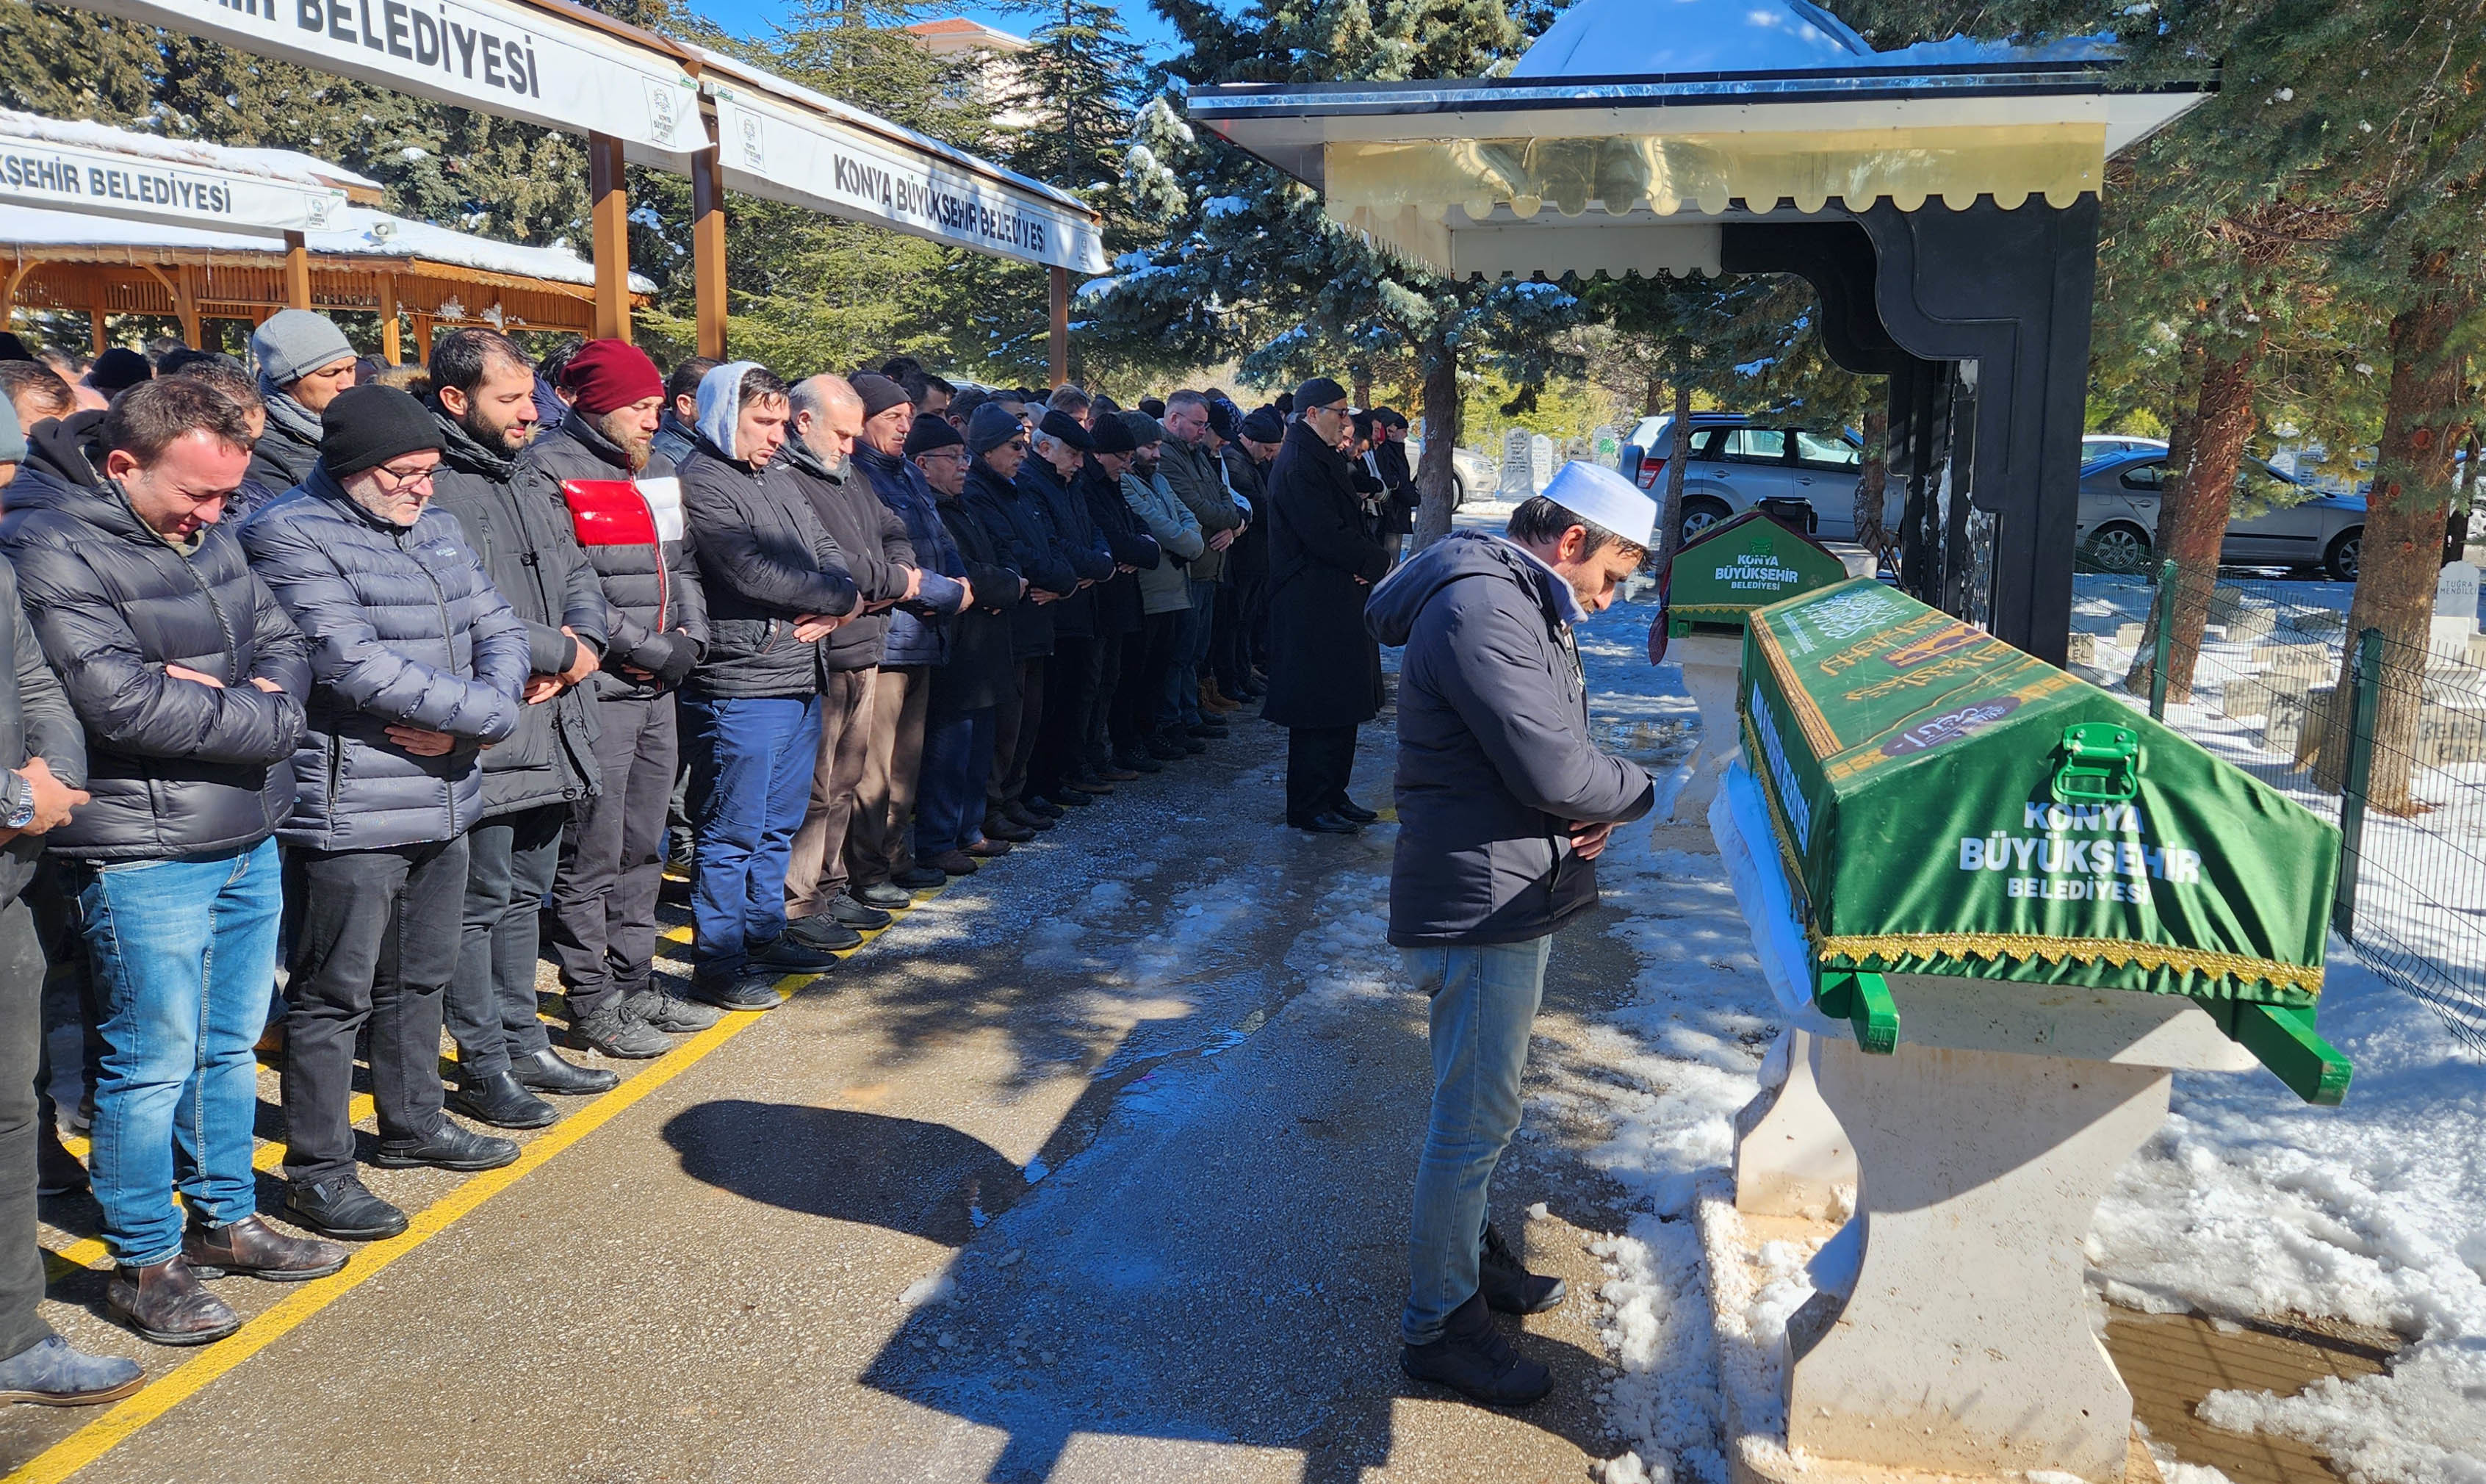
xmin=0 ymin=321 xmax=1419 ymax=1400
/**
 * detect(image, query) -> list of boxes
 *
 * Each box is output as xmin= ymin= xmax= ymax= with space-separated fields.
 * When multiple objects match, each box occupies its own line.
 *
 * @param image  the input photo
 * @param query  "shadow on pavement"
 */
xmin=662 ymin=1101 xmax=1034 ymax=1248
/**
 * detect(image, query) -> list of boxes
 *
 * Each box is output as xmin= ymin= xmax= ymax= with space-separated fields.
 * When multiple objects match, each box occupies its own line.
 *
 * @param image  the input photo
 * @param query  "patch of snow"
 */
xmin=898 ymin=1272 xmax=956 ymax=1308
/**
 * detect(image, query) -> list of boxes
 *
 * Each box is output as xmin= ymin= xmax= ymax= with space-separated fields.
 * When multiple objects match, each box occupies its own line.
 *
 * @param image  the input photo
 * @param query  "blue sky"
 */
xmin=685 ymin=4 xmax=1183 ymax=58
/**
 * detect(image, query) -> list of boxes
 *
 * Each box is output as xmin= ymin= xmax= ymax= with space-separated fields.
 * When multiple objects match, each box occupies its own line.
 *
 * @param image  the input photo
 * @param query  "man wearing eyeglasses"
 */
xmin=1264 ymin=378 xmax=1392 ymax=833
xmin=241 ymin=384 xmax=533 ymax=1243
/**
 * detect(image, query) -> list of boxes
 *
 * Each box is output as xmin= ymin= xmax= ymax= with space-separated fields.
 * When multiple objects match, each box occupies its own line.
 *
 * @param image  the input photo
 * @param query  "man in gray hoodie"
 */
xmin=1363 ymin=461 xmax=1658 ymax=1408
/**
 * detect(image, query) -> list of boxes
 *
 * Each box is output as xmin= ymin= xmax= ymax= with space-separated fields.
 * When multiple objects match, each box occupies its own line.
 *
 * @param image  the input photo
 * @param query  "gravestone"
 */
xmin=1498 ymin=429 xmax=1535 ymax=497
xmin=1530 ymin=433 xmax=1554 ymax=491
xmin=1591 ymin=424 xmax=1621 ymax=467
xmin=2432 ymin=561 xmax=2480 ymax=660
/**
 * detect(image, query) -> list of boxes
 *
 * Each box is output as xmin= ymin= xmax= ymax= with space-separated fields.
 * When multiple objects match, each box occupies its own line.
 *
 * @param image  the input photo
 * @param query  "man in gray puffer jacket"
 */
xmin=1362 ymin=463 xmax=1658 ymax=1410
xmin=425 ymin=328 xmax=614 ymax=1128
xmin=242 ymin=384 xmax=532 ymax=1245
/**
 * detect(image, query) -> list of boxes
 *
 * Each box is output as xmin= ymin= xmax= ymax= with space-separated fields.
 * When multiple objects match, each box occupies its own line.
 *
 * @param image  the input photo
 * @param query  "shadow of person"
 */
xmin=660 ymin=1101 xmax=1031 ymax=1248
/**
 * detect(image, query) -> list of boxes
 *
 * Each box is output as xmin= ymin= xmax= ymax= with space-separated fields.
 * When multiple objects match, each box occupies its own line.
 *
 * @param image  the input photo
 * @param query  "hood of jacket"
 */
xmin=1366 ymin=530 xmax=1565 ymax=650
xmin=21 ymin=410 xmax=107 ymax=493
xmin=694 ymin=360 xmax=768 ymax=462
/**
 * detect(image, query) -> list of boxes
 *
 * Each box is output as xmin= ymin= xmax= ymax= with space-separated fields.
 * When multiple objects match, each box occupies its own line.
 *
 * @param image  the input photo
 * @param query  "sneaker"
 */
xmin=577 ymin=1000 xmax=673 ymax=1058
xmin=372 ymin=1118 xmax=520 ymax=1172
xmin=894 ymin=865 xmax=951 ymax=889
xmin=0 ymin=1336 xmax=143 ymax=1406
xmin=826 ymin=894 xmax=893 ymax=929
xmin=107 ymin=1255 xmax=241 ymax=1347
xmin=1399 ymin=1292 xmax=1552 ymax=1407
xmin=690 ymin=973 xmax=786 ymax=1012
xmin=783 ymin=915 xmax=864 ymax=953
xmin=852 ymin=882 xmax=914 ymax=910
xmin=183 ymin=1214 xmax=349 ymax=1283
xmin=282 ymin=1174 xmax=409 ymax=1242
xmin=924 ymin=851 xmax=978 ymax=876
xmin=1479 ymin=1224 xmax=1566 ymax=1314
xmin=623 ymin=989 xmax=721 ymax=1034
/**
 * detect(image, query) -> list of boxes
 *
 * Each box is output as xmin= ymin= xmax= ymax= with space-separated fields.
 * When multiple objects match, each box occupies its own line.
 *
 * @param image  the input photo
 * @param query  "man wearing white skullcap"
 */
xmin=1358 ymin=461 xmax=1659 ymax=1408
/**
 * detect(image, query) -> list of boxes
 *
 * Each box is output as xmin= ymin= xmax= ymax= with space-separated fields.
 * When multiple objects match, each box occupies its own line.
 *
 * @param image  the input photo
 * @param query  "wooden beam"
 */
xmin=88 ymin=307 xmax=107 ymax=355
xmin=283 ymin=231 xmax=311 ymax=309
xmin=413 ymin=314 xmax=434 ymax=364
xmin=2 ymin=259 xmax=41 ymax=327
xmin=176 ymin=264 xmax=202 ymax=348
xmin=379 ymin=275 xmax=402 ymax=365
xmin=588 ymin=132 xmax=630 ymax=342
xmin=1048 ymin=265 xmax=1069 ymax=389
xmin=691 ymin=122 xmax=727 ymax=361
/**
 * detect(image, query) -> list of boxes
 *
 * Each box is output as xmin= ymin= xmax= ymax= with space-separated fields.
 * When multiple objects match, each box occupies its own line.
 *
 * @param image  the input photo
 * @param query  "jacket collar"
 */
xmin=260 ymin=389 xmax=323 ymax=447
xmin=780 ymin=434 xmax=846 ymax=486
xmin=1492 ymin=535 xmax=1589 ymax=628
xmin=300 ymin=463 xmax=414 ymax=534
xmin=560 ymin=406 xmax=635 ymax=471
xmin=428 ymin=403 xmax=516 ymax=482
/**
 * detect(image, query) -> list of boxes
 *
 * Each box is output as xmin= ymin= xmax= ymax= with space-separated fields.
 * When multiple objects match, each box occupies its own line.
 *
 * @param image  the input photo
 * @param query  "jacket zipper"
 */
xmin=640 ymin=479 xmax=668 ymax=635
xmin=406 ymin=527 xmax=463 ymax=838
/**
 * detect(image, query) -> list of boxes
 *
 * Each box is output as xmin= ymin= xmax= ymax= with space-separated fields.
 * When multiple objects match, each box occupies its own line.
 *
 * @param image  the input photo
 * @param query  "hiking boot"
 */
xmin=852 ymin=882 xmax=914 ymax=910
xmin=446 ymin=1070 xmax=557 ymax=1131
xmin=281 ymin=1175 xmax=408 ymax=1242
xmin=577 ymin=1000 xmax=672 ymax=1059
xmin=109 ymin=1255 xmax=241 ymax=1346
xmin=783 ymin=915 xmax=863 ymax=952
xmin=0 ymin=1336 xmax=142 ymax=1406
xmin=624 ymin=989 xmax=720 ymax=1034
xmin=183 ymin=1215 xmax=348 ymax=1283
xmin=511 ymin=1048 xmax=619 ymax=1095
xmin=1479 ymin=1224 xmax=1566 ymax=1314
xmin=1399 ymin=1292 xmax=1552 ymax=1407
xmin=372 ymin=1118 xmax=520 ymax=1173
xmin=825 ymin=894 xmax=893 ymax=929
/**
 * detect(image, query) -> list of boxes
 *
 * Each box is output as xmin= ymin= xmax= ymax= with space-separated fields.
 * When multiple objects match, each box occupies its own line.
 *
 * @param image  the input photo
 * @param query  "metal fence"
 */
xmin=2067 ymin=558 xmax=2486 ymax=1056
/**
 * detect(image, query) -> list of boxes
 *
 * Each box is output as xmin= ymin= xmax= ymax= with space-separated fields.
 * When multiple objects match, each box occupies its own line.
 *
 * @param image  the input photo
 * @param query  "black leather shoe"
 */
xmin=36 ymin=1125 xmax=87 ymax=1197
xmin=108 ymin=1255 xmax=240 ymax=1346
xmin=853 ymin=882 xmax=914 ymax=910
xmin=1004 ymin=802 xmax=1056 ymax=832
xmin=1041 ymin=788 xmax=1095 ymax=808
xmin=372 ymin=1118 xmax=520 ymax=1172
xmin=1113 ymin=752 xmax=1164 ymax=775
xmin=1146 ymin=738 xmax=1189 ymax=761
xmin=282 ymin=1175 xmax=408 ymax=1242
xmin=1292 ymin=812 xmax=1362 ymax=835
xmin=1399 ymin=1292 xmax=1552 ymax=1407
xmin=1185 ymin=722 xmax=1228 ymax=740
xmin=979 ymin=815 xmax=1037 ymax=843
xmin=446 ymin=1070 xmax=556 ymax=1130
xmin=753 ymin=932 xmax=848 ymax=966
xmin=894 ymin=865 xmax=950 ymax=889
xmin=1479 ymin=1224 xmax=1566 ymax=1314
xmin=1333 ymin=799 xmax=1380 ymax=824
xmin=511 ymin=1048 xmax=619 ymax=1096
xmin=1022 ymin=797 xmax=1064 ymax=819
xmin=825 ymin=894 xmax=893 ymax=929
xmin=691 ymin=973 xmax=788 ymax=1012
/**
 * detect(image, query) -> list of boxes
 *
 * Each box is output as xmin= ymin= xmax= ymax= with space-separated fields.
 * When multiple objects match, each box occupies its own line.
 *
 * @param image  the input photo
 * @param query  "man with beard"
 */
xmin=519 ymin=341 xmax=716 ymax=1060
xmin=652 ymin=356 xmax=715 ymax=469
xmin=244 ymin=311 xmax=358 ymax=492
xmin=780 ymin=375 xmax=954 ymax=940
xmin=961 ymin=403 xmax=1079 ymax=845
xmin=425 ymin=329 xmax=613 ymax=1127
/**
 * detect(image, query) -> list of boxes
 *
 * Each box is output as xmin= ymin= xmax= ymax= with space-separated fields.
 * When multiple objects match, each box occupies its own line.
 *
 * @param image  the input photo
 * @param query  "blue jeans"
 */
xmin=1164 ymin=578 xmax=1217 ymax=727
xmin=683 ymin=691 xmax=822 ymax=983
xmin=916 ymin=705 xmax=997 ymax=858
xmin=79 ymin=839 xmax=282 ymax=1265
xmin=1400 ymin=934 xmax=1553 ymax=1346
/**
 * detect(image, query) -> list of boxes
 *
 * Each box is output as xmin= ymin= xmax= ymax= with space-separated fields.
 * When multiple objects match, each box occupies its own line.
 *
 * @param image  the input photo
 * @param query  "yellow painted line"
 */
xmin=10 ymin=883 xmax=949 ymax=1484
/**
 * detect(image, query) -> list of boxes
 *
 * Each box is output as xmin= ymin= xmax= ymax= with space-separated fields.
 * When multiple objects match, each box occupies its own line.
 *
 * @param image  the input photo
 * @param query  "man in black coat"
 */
xmin=962 ymin=403 xmax=1078 ymax=844
xmin=6 ymin=380 xmax=345 ymax=1344
xmin=425 ymin=329 xmax=614 ymax=1127
xmin=521 ymin=340 xmax=716 ymax=1059
xmin=1073 ymin=414 xmax=1159 ymax=792
xmin=1370 ymin=406 xmax=1419 ymax=566
xmin=914 ymin=419 xmax=1025 ymax=877
xmin=1019 ymin=412 xmax=1117 ymax=815
xmin=1264 ymin=378 xmax=1391 ymax=833
xmin=677 ymin=363 xmax=857 ymax=1010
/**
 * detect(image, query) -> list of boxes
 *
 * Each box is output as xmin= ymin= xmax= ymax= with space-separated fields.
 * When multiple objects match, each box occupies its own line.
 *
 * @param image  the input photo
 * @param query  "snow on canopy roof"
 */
xmin=1511 ymin=0 xmax=2114 ymax=76
xmin=1 ymin=203 xmax=657 ymax=294
xmin=0 ymin=109 xmax=377 ymax=191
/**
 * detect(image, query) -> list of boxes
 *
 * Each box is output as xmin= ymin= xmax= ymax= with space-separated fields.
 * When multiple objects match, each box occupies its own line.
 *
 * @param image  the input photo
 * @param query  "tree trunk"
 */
xmin=1656 ymin=376 xmax=1693 ymax=573
xmin=1854 ymin=406 xmax=1889 ymax=561
xmin=1412 ymin=335 xmax=1460 ymax=550
xmin=1350 ymin=364 xmax=1372 ymax=411
xmin=2316 ymin=286 xmax=2469 ymax=808
xmin=2123 ymin=338 xmax=2208 ymax=694
xmin=2134 ymin=337 xmax=2258 ymax=702
xmin=1643 ymin=372 xmax=1663 ymax=418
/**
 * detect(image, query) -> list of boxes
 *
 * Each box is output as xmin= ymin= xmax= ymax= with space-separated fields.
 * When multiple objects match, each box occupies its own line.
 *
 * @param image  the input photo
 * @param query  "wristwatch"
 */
xmin=1 ymin=771 xmax=35 ymax=831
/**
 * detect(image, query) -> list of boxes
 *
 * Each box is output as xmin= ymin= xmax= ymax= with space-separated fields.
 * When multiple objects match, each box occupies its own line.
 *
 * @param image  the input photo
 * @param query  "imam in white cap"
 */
xmin=1538 ymin=461 xmax=1659 ymax=549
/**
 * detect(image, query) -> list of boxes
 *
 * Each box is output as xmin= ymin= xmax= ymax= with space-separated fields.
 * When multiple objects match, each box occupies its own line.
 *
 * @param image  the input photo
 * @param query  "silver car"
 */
xmin=2076 ymin=451 xmax=2366 ymax=580
xmin=1624 ymin=414 xmax=1887 ymax=544
xmin=1405 ymin=440 xmax=1500 ymax=508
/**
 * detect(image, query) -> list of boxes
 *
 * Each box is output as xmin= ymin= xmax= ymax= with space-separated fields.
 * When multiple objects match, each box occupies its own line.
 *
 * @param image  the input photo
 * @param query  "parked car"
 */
xmin=2082 ymin=433 xmax=2168 ymax=460
xmin=1624 ymin=413 xmax=1886 ymax=544
xmin=1405 ymin=439 xmax=1500 ymax=508
xmin=2076 ymin=450 xmax=2366 ymax=580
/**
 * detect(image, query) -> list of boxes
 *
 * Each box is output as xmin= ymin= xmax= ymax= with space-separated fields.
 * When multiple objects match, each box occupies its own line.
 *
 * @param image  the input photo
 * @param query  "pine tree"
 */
xmin=1009 ymin=0 xmax=1145 ymax=196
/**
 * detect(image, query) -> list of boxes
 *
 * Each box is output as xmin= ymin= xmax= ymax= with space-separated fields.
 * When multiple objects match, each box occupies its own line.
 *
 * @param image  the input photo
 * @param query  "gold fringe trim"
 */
xmin=1749 ymin=618 xmax=1842 ymax=758
xmin=1815 ymin=932 xmax=2325 ymax=996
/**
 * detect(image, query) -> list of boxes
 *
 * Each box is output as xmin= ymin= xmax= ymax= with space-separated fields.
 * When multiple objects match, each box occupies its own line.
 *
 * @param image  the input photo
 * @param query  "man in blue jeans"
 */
xmin=1364 ymin=461 xmax=1659 ymax=1406
xmin=1 ymin=378 xmax=347 ymax=1344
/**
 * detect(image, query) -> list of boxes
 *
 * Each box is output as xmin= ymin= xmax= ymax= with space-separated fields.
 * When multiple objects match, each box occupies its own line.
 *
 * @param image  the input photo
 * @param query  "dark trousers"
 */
xmin=988 ymin=658 xmax=1046 ymax=813
xmin=547 ymin=691 xmax=675 ymax=1018
xmin=447 ymin=805 xmax=563 ymax=1080
xmin=284 ymin=838 xmax=469 ymax=1184
xmin=1286 ymin=725 xmax=1360 ymax=824
xmin=1029 ymin=638 xmax=1098 ymax=800
xmin=1111 ymin=611 xmax=1183 ymax=754
xmin=1211 ymin=580 xmax=1253 ymax=693
xmin=917 ymin=705 xmax=997 ymax=859
xmin=1083 ymin=632 xmax=1123 ymax=773
xmin=0 ymin=893 xmax=54 ymax=1360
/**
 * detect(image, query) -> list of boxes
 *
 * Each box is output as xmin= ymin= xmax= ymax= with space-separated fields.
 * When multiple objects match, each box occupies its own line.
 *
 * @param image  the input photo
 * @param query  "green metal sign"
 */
xmin=1668 ymin=509 xmax=1853 ymax=635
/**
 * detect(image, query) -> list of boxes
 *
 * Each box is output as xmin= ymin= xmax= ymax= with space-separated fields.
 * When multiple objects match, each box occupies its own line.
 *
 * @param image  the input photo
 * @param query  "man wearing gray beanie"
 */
xmin=246 ymin=309 xmax=359 ymax=494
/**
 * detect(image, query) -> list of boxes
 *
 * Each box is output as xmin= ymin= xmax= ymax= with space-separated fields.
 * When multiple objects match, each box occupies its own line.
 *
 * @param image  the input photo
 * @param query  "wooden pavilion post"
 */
xmin=87 ymin=308 xmax=107 ymax=354
xmin=282 ymin=231 xmax=311 ymax=309
xmin=691 ymin=120 xmax=727 ymax=360
xmin=588 ymin=132 xmax=632 ymax=342
xmin=413 ymin=313 xmax=435 ymax=363
xmin=1048 ymin=265 xmax=1069 ymax=389
xmin=379 ymin=275 xmax=402 ymax=364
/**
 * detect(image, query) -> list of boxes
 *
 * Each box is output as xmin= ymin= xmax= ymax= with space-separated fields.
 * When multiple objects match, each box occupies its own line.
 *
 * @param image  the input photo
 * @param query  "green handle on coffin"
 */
xmin=1815 ymin=970 xmax=1900 ymax=1055
xmin=2231 ymin=1001 xmax=2353 ymax=1106
xmin=2053 ymin=723 xmax=2141 ymax=804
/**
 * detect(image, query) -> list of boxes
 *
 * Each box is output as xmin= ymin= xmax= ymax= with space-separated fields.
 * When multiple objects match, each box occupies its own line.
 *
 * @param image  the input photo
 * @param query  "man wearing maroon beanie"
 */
xmin=514 ymin=342 xmax=718 ymax=1059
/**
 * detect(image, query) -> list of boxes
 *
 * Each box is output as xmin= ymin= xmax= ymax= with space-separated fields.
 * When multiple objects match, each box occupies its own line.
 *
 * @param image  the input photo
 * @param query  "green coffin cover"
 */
xmin=1668 ymin=509 xmax=1853 ymax=630
xmin=1738 ymin=580 xmax=2337 ymax=1005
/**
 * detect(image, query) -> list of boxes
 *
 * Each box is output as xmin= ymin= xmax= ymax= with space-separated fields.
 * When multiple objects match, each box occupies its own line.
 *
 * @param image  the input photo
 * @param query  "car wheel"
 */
xmin=1679 ymin=498 xmax=1730 ymax=547
xmin=1450 ymin=474 xmax=1466 ymax=511
xmin=2082 ymin=522 xmax=2152 ymax=574
xmin=2324 ymin=527 xmax=2360 ymax=583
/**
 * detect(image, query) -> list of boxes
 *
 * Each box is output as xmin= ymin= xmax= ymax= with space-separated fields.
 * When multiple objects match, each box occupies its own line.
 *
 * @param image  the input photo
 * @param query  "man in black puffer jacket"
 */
xmin=242 ymin=384 xmax=532 ymax=1244
xmin=677 ymin=361 xmax=858 ymax=1012
xmin=424 ymin=328 xmax=613 ymax=1127
xmin=1 ymin=379 xmax=345 ymax=1347
xmin=1017 ymin=412 xmax=1115 ymax=816
xmin=961 ymin=403 xmax=1078 ymax=846
xmin=518 ymin=340 xmax=714 ymax=1061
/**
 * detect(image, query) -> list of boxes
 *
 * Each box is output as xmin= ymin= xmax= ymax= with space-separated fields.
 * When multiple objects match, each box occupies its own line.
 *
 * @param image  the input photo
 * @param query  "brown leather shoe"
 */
xmin=963 ymin=838 xmax=1013 ymax=858
xmin=107 ymin=1255 xmax=241 ymax=1346
xmin=924 ymin=849 xmax=979 ymax=876
xmin=184 ymin=1215 xmax=349 ymax=1283
xmin=1200 ymin=680 xmax=1241 ymax=714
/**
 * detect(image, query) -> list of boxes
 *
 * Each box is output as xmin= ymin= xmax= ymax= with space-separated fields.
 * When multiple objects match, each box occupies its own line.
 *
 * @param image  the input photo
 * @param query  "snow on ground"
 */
xmin=1549 ymin=587 xmax=2486 ymax=1484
